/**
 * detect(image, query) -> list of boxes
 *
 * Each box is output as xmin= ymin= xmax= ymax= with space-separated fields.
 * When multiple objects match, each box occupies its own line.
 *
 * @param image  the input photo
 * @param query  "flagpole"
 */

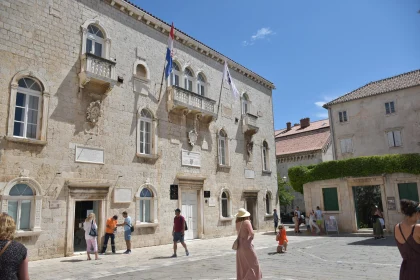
xmin=157 ymin=57 xmax=167 ymax=102
xmin=216 ymin=77 xmax=224 ymax=120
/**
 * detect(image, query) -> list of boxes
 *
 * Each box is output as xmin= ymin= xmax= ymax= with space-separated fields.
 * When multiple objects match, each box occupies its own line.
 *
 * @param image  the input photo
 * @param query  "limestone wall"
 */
xmin=0 ymin=0 xmax=277 ymax=260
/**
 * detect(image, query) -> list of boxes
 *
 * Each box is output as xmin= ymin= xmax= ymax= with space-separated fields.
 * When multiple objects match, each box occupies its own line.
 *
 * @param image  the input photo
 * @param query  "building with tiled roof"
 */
xmin=275 ymin=118 xmax=333 ymax=214
xmin=324 ymin=69 xmax=420 ymax=160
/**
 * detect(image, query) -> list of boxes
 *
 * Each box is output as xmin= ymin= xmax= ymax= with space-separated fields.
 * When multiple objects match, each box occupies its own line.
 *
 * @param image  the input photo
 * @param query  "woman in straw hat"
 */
xmin=235 ymin=208 xmax=262 ymax=280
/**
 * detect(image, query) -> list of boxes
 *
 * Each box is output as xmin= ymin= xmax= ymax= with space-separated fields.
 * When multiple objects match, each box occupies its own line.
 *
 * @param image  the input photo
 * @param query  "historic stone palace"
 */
xmin=0 ymin=0 xmax=277 ymax=260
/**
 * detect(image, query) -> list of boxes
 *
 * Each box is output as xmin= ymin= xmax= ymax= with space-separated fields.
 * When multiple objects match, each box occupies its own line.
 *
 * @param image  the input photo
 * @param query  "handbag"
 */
xmin=89 ymin=221 xmax=98 ymax=237
xmin=232 ymin=222 xmax=243 ymax=251
xmin=0 ymin=241 xmax=11 ymax=258
xmin=130 ymin=225 xmax=134 ymax=233
xmin=184 ymin=216 xmax=188 ymax=231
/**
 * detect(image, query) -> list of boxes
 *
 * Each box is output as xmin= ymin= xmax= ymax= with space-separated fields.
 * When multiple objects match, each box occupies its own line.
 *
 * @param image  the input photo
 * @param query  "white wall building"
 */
xmin=0 ymin=0 xmax=277 ymax=260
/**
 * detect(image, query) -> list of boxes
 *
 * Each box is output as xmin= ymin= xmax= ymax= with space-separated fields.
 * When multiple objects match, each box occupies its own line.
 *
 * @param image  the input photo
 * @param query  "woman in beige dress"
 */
xmin=235 ymin=208 xmax=262 ymax=280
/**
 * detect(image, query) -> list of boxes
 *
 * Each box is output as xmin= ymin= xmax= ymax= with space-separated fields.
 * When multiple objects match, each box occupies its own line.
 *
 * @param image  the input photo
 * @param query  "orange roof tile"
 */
xmin=275 ymin=129 xmax=331 ymax=156
xmin=275 ymin=119 xmax=329 ymax=138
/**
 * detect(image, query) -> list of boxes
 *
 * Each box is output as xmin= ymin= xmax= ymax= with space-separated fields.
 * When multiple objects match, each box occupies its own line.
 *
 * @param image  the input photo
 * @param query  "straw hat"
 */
xmin=278 ymin=224 xmax=284 ymax=229
xmin=235 ymin=208 xmax=251 ymax=218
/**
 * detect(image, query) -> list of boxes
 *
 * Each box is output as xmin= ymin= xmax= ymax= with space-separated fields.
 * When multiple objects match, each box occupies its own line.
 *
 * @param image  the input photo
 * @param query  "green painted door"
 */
xmin=398 ymin=183 xmax=419 ymax=202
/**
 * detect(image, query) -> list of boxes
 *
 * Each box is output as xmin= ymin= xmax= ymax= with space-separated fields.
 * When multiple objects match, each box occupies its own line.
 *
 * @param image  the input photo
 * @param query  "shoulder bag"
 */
xmin=232 ymin=222 xmax=243 ymax=250
xmin=0 ymin=241 xmax=12 ymax=258
xmin=184 ymin=216 xmax=188 ymax=231
xmin=89 ymin=220 xmax=98 ymax=237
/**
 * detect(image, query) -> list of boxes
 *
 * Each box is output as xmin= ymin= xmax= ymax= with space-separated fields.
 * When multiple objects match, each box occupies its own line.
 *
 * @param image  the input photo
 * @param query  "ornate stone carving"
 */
xmin=188 ymin=129 xmax=198 ymax=146
xmin=246 ymin=141 xmax=254 ymax=156
xmin=86 ymin=101 xmax=101 ymax=124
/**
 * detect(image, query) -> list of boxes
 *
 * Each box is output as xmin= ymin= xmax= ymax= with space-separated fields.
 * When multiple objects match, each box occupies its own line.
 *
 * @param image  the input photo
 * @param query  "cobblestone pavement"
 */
xmin=29 ymin=231 xmax=401 ymax=280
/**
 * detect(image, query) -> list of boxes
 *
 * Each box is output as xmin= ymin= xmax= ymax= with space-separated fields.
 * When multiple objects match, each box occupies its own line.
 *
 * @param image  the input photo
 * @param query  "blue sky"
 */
xmin=134 ymin=0 xmax=420 ymax=130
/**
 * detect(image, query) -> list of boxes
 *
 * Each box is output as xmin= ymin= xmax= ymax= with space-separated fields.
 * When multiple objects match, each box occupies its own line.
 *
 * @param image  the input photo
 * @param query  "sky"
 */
xmin=133 ymin=0 xmax=420 ymax=130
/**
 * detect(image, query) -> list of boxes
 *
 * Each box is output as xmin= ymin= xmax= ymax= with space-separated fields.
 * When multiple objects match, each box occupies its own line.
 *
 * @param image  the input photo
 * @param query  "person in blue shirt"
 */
xmin=117 ymin=211 xmax=132 ymax=254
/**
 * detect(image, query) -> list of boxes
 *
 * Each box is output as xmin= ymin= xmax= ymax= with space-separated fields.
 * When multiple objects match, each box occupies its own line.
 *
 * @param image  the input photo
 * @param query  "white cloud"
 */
xmin=242 ymin=27 xmax=275 ymax=46
xmin=315 ymin=112 xmax=328 ymax=118
xmin=313 ymin=95 xmax=338 ymax=119
xmin=315 ymin=101 xmax=325 ymax=107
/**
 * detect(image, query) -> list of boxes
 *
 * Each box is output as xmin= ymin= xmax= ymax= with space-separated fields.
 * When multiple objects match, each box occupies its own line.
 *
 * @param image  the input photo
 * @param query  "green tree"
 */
xmin=278 ymin=175 xmax=294 ymax=213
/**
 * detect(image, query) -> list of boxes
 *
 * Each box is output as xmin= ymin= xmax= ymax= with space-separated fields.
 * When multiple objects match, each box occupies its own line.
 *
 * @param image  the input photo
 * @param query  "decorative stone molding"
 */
xmin=135 ymin=183 xmax=158 ymax=226
xmin=246 ymin=141 xmax=254 ymax=156
xmin=86 ymin=101 xmax=102 ymax=124
xmin=188 ymin=129 xmax=198 ymax=146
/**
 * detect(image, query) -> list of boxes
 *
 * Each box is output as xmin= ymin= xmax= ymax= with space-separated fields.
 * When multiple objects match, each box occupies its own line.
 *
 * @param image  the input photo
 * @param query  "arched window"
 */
xmin=86 ymin=24 xmax=104 ymax=57
xmin=139 ymin=109 xmax=153 ymax=155
xmin=139 ymin=188 xmax=153 ymax=222
xmin=218 ymin=130 xmax=228 ymax=166
xmin=221 ymin=191 xmax=229 ymax=218
xmin=184 ymin=67 xmax=194 ymax=92
xmin=197 ymin=73 xmax=206 ymax=96
xmin=135 ymin=64 xmax=147 ymax=79
xmin=135 ymin=184 xmax=158 ymax=226
xmin=262 ymin=141 xmax=270 ymax=171
xmin=8 ymin=184 xmax=33 ymax=230
xmin=242 ymin=93 xmax=249 ymax=115
xmin=171 ymin=62 xmax=180 ymax=86
xmin=13 ymin=78 xmax=42 ymax=140
xmin=265 ymin=191 xmax=272 ymax=214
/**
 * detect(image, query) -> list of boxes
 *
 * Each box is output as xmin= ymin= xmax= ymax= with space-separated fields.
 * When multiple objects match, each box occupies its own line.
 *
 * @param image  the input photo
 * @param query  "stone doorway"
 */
xmin=65 ymin=181 xmax=110 ymax=256
xmin=73 ymin=201 xmax=100 ymax=252
xmin=352 ymin=185 xmax=382 ymax=230
xmin=243 ymin=191 xmax=259 ymax=230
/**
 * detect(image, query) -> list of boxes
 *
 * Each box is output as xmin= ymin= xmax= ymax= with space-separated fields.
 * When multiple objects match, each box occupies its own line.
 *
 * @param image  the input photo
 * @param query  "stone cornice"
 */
xmin=107 ymin=0 xmax=275 ymax=90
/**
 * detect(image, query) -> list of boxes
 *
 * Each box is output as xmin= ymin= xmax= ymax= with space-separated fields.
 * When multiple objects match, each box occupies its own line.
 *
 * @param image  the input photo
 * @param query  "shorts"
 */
xmin=86 ymin=238 xmax=98 ymax=252
xmin=173 ymin=232 xmax=184 ymax=243
xmin=274 ymin=221 xmax=278 ymax=228
xmin=124 ymin=230 xmax=131 ymax=241
xmin=316 ymin=219 xmax=322 ymax=226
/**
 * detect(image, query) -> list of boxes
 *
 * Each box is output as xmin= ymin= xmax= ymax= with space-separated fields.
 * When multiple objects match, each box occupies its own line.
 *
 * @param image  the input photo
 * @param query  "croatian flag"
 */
xmin=164 ymin=23 xmax=174 ymax=79
xmin=223 ymin=60 xmax=239 ymax=99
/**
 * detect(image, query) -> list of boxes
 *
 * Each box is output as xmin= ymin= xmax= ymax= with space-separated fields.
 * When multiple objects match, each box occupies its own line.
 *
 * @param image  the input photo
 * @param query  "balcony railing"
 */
xmin=242 ymin=113 xmax=259 ymax=135
xmin=79 ymin=53 xmax=117 ymax=94
xmin=167 ymin=86 xmax=217 ymax=121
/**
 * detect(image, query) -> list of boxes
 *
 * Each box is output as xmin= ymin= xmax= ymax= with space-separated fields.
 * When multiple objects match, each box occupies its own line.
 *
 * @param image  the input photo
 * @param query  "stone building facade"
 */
xmin=0 ymin=0 xmax=277 ymax=260
xmin=275 ymin=118 xmax=332 ymax=214
xmin=323 ymin=69 xmax=420 ymax=160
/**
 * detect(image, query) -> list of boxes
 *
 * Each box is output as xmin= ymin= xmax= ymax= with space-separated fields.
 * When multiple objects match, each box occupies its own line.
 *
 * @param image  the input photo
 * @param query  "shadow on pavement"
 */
xmin=150 ymin=256 xmax=174 ymax=260
xmin=347 ymin=238 xmax=397 ymax=247
xmin=60 ymin=259 xmax=84 ymax=263
xmin=262 ymin=232 xmax=277 ymax=236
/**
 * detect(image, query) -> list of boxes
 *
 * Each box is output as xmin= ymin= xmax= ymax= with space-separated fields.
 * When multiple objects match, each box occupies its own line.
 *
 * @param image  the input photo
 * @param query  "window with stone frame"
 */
xmin=135 ymin=184 xmax=158 ymax=226
xmin=262 ymin=141 xmax=270 ymax=171
xmin=184 ymin=67 xmax=194 ymax=92
xmin=387 ymin=130 xmax=402 ymax=147
xmin=197 ymin=73 xmax=206 ymax=96
xmin=7 ymin=72 xmax=50 ymax=145
xmin=242 ymin=93 xmax=250 ymax=115
xmin=338 ymin=111 xmax=348 ymax=123
xmin=138 ymin=109 xmax=153 ymax=155
xmin=218 ymin=129 xmax=229 ymax=166
xmin=265 ymin=191 xmax=273 ymax=214
xmin=1 ymin=178 xmax=43 ymax=235
xmin=86 ymin=24 xmax=105 ymax=57
xmin=171 ymin=62 xmax=181 ymax=86
xmin=219 ymin=189 xmax=233 ymax=219
xmin=221 ymin=191 xmax=229 ymax=218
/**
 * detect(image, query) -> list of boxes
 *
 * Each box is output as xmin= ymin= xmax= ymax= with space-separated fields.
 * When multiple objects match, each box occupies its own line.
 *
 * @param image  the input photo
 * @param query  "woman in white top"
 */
xmin=83 ymin=213 xmax=99 ymax=260
xmin=309 ymin=210 xmax=320 ymax=234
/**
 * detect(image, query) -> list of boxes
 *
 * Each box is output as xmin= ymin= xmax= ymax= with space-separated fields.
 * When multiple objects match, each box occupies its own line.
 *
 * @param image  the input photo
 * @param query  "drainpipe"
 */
xmin=327 ymin=107 xmax=337 ymax=160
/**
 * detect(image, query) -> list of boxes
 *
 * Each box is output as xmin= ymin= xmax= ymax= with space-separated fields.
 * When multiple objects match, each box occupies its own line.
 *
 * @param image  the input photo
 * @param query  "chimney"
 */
xmin=300 ymin=117 xmax=310 ymax=129
xmin=286 ymin=122 xmax=291 ymax=131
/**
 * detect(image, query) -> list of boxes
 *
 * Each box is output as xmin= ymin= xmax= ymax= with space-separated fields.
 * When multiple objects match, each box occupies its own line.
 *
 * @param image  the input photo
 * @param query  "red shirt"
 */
xmin=173 ymin=215 xmax=185 ymax=232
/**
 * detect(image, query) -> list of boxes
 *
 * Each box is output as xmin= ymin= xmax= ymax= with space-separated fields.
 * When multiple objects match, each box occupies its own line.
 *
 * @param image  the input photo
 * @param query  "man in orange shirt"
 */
xmin=100 ymin=215 xmax=118 ymax=254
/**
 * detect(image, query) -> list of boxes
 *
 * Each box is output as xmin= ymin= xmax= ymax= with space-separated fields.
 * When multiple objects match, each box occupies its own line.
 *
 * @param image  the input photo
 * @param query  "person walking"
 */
xmin=294 ymin=206 xmax=302 ymax=234
xmin=315 ymin=206 xmax=323 ymax=232
xmin=395 ymin=199 xmax=420 ymax=280
xmin=101 ymin=215 xmax=118 ymax=254
xmin=276 ymin=224 xmax=288 ymax=253
xmin=273 ymin=209 xmax=279 ymax=234
xmin=373 ymin=205 xmax=384 ymax=240
xmin=308 ymin=210 xmax=320 ymax=235
xmin=0 ymin=212 xmax=29 ymax=280
xmin=235 ymin=208 xmax=262 ymax=280
xmin=83 ymin=213 xmax=99 ymax=260
xmin=172 ymin=208 xmax=189 ymax=257
xmin=118 ymin=211 xmax=132 ymax=254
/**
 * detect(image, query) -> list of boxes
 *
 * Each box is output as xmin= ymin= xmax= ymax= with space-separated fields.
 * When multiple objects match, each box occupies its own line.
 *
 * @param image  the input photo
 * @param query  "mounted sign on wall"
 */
xmin=114 ymin=188 xmax=132 ymax=203
xmin=204 ymin=191 xmax=210 ymax=198
xmin=170 ymin=184 xmax=178 ymax=200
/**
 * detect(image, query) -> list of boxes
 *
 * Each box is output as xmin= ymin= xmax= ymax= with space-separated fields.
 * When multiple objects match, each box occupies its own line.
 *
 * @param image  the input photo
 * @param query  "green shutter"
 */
xmin=323 ymin=187 xmax=339 ymax=211
xmin=398 ymin=183 xmax=419 ymax=202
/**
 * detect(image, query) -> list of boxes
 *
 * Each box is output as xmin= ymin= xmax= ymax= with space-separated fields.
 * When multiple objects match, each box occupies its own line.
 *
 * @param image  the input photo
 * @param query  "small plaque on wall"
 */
xmin=181 ymin=150 xmax=201 ymax=167
xmin=49 ymin=201 xmax=60 ymax=209
xmin=170 ymin=184 xmax=178 ymax=200
xmin=244 ymin=169 xmax=255 ymax=179
xmin=114 ymin=188 xmax=132 ymax=203
xmin=208 ymin=197 xmax=216 ymax=207
xmin=387 ymin=196 xmax=396 ymax=210
xmin=204 ymin=191 xmax=210 ymax=198
xmin=75 ymin=145 xmax=104 ymax=164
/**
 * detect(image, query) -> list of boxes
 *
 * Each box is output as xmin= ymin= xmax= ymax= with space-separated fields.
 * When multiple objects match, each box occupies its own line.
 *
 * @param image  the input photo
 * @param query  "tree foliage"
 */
xmin=278 ymin=175 xmax=294 ymax=210
xmin=288 ymin=153 xmax=420 ymax=193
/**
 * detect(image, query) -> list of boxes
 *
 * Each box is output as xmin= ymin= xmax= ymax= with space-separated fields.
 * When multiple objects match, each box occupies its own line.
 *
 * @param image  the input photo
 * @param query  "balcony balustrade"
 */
xmin=242 ymin=113 xmax=259 ymax=135
xmin=79 ymin=53 xmax=117 ymax=95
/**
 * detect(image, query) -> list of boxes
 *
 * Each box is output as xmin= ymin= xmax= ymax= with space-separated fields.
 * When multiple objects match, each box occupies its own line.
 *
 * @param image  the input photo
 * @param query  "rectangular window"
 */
xmin=338 ymin=111 xmax=347 ymax=123
xmin=340 ymin=138 xmax=353 ymax=154
xmin=172 ymin=74 xmax=179 ymax=86
xmin=263 ymin=148 xmax=268 ymax=171
xmin=139 ymin=200 xmax=151 ymax=222
xmin=387 ymin=130 xmax=402 ymax=147
xmin=140 ymin=120 xmax=152 ymax=155
xmin=94 ymin=42 xmax=102 ymax=57
xmin=86 ymin=39 xmax=93 ymax=53
xmin=222 ymin=199 xmax=228 ymax=217
xmin=13 ymin=92 xmax=39 ymax=139
xmin=8 ymin=200 xmax=31 ymax=230
xmin=398 ymin=183 xmax=419 ymax=202
xmin=385 ymin=101 xmax=395 ymax=115
xmin=219 ymin=138 xmax=226 ymax=165
xmin=322 ymin=187 xmax=339 ymax=211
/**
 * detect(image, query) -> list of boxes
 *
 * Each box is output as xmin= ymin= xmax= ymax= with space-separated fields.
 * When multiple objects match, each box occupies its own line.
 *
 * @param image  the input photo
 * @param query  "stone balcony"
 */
xmin=79 ymin=53 xmax=117 ymax=95
xmin=242 ymin=113 xmax=259 ymax=136
xmin=167 ymin=86 xmax=217 ymax=122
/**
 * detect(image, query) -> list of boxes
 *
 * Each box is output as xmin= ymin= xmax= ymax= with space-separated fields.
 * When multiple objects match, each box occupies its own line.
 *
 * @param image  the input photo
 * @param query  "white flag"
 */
xmin=223 ymin=60 xmax=240 ymax=99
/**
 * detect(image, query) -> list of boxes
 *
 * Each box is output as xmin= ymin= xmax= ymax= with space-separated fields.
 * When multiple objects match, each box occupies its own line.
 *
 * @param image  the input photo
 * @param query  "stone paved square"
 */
xmin=28 ymin=231 xmax=401 ymax=280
